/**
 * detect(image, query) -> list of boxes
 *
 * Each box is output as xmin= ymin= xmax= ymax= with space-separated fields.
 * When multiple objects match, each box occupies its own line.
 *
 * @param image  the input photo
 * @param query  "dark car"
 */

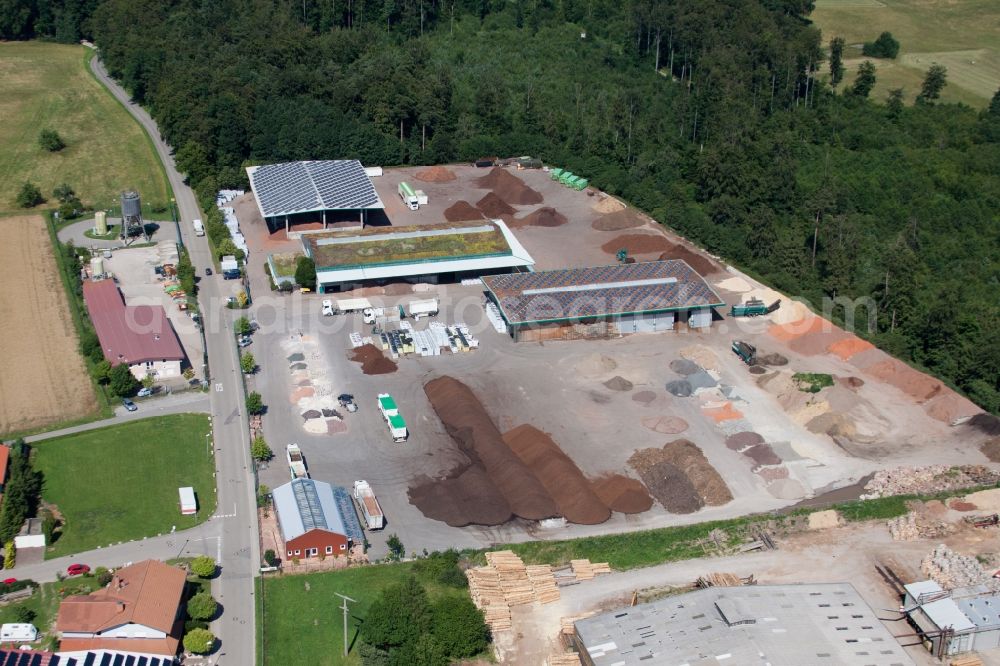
xmin=66 ymin=563 xmax=90 ymax=576
xmin=205 ymin=267 xmax=213 ymax=276
xmin=122 ymin=398 xmax=138 ymax=412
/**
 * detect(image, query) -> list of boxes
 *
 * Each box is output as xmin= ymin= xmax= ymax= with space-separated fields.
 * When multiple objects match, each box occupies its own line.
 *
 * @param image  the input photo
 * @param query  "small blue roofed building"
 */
xmin=272 ymin=478 xmax=364 ymax=560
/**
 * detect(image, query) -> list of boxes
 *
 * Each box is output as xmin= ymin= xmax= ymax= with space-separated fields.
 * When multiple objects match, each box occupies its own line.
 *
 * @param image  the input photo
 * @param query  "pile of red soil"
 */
xmin=839 ymin=376 xmax=866 ymax=391
xmin=348 ymin=344 xmax=397 ymax=375
xmin=657 ymin=246 xmax=722 ymax=276
xmin=510 ymin=207 xmax=568 ymax=228
xmin=414 ymin=166 xmax=456 ymax=182
xmin=590 ymin=474 xmax=654 ymax=514
xmin=415 ymin=377 xmax=557 ymax=523
xmin=408 ymin=467 xmax=512 ymax=527
xmin=923 ymin=392 xmax=983 ymax=424
xmin=861 ymin=358 xmax=943 ymax=402
xmin=476 ymin=192 xmax=516 ymax=218
xmin=444 ymin=201 xmax=485 ymax=222
xmin=503 ymin=425 xmax=611 ymax=525
xmin=743 ymin=443 xmax=782 ymax=466
xmin=475 ymin=167 xmax=543 ymax=205
xmin=592 ymin=209 xmax=645 ymax=231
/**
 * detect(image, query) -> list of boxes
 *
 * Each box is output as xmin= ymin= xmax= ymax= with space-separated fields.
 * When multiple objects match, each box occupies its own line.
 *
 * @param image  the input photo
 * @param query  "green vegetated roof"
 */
xmin=306 ymin=221 xmax=512 ymax=270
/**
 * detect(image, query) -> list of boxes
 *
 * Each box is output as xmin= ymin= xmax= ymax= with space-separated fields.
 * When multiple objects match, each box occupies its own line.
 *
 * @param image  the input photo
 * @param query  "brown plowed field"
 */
xmin=0 ymin=215 xmax=96 ymax=433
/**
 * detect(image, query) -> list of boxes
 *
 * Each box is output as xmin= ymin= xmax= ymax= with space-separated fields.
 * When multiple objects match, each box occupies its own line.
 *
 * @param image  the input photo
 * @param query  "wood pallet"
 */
xmin=570 ymin=559 xmax=611 ymax=580
xmin=547 ymin=654 xmax=581 ymax=665
xmin=950 ymin=656 xmax=983 ymax=666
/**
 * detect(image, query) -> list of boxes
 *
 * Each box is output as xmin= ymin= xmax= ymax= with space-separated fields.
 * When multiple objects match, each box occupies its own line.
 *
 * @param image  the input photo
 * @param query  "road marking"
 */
xmin=215 ymin=383 xmax=224 ymax=392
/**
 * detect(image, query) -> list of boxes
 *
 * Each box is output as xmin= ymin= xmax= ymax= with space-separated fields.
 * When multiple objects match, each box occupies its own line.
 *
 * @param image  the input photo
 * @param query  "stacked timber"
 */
xmin=696 ymin=572 xmax=743 ymax=588
xmin=950 ymin=657 xmax=983 ymax=666
xmin=547 ymin=654 xmax=582 ymax=665
xmin=466 ymin=567 xmax=511 ymax=631
xmin=561 ymin=612 xmax=596 ymax=635
xmin=570 ymin=559 xmax=612 ymax=580
xmin=487 ymin=550 xmax=534 ymax=605
xmin=526 ymin=564 xmax=561 ymax=604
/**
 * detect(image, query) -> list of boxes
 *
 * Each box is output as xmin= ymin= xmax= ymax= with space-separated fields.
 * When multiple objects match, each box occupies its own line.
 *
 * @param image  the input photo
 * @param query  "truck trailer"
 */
xmin=286 ymin=444 xmax=308 ymax=479
xmin=353 ymin=480 xmax=385 ymax=530
xmin=398 ymin=181 xmax=419 ymax=210
xmin=407 ymin=298 xmax=439 ymax=320
xmin=363 ymin=305 xmax=404 ymax=325
xmin=377 ymin=393 xmax=408 ymax=442
xmin=336 ymin=297 xmax=373 ymax=313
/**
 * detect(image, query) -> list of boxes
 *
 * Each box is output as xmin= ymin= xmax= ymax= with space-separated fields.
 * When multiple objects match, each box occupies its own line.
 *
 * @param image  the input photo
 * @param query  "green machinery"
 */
xmin=729 ymin=298 xmax=781 ymax=317
xmin=550 ymin=168 xmax=564 ymax=180
xmin=732 ymin=340 xmax=757 ymax=365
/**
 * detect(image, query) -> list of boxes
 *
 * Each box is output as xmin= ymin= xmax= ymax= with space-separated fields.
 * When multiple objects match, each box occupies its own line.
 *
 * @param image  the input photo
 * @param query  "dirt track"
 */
xmin=0 ymin=215 xmax=97 ymax=433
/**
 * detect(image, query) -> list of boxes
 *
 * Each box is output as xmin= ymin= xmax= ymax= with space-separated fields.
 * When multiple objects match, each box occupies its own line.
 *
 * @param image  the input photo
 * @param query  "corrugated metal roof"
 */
xmin=922 ymin=598 xmax=976 ymax=632
xmin=247 ymin=160 xmax=384 ymax=218
xmin=273 ymin=478 xmax=349 ymax=542
xmin=82 ymin=280 xmax=185 ymax=366
xmin=482 ymin=260 xmax=724 ymax=326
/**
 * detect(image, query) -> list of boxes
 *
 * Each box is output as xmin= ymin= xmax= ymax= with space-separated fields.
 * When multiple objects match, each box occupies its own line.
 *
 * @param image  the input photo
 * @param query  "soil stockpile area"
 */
xmin=415 ymin=377 xmax=556 ymax=524
xmin=979 ymin=438 xmax=1000 ymax=462
xmin=970 ymin=414 xmax=1000 ymax=436
xmin=475 ymin=167 xmax=543 ymax=205
xmin=443 ymin=201 xmax=485 ymax=221
xmin=408 ymin=467 xmax=512 ymax=526
xmin=726 ymin=431 xmax=764 ymax=451
xmin=593 ymin=196 xmax=626 ymax=214
xmin=348 ymin=344 xmax=397 ymax=375
xmin=629 ymin=440 xmax=732 ymax=513
xmin=592 ymin=208 xmax=645 ymax=231
xmin=414 ymin=165 xmax=456 ymax=182
xmin=658 ymin=245 xmax=722 ymax=276
xmin=476 ymin=191 xmax=516 ymax=218
xmin=603 ymin=376 xmax=633 ymax=391
xmin=601 ymin=233 xmax=672 ymax=256
xmin=590 ymin=474 xmax=654 ymax=514
xmin=503 ymin=425 xmax=611 ymax=525
xmin=510 ymin=207 xmax=568 ymax=228
xmin=663 ymin=439 xmax=733 ymax=505
xmin=743 ymin=444 xmax=782 ymax=466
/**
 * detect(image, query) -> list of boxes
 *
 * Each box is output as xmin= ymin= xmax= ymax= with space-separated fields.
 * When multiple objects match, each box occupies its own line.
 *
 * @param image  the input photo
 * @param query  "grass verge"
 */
xmin=33 ymin=414 xmax=216 ymax=558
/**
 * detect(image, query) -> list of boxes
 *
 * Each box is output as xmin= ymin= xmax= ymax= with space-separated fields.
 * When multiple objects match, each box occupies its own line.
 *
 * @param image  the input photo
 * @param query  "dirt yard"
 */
xmin=0 ymin=215 xmax=97 ymax=433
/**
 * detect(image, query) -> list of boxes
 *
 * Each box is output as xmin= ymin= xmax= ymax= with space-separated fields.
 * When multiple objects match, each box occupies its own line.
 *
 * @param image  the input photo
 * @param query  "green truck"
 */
xmin=729 ymin=298 xmax=781 ymax=317
xmin=732 ymin=340 xmax=757 ymax=365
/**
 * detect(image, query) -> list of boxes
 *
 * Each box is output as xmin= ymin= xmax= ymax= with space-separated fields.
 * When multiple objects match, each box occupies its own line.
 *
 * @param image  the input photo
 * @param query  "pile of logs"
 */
xmin=547 ymin=654 xmax=581 ymax=665
xmin=527 ymin=564 xmax=561 ymax=604
xmin=570 ymin=559 xmax=611 ymax=580
xmin=466 ymin=566 xmax=511 ymax=631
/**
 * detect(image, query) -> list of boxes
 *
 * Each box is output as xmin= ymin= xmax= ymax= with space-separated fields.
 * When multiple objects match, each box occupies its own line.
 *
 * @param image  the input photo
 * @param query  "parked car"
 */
xmin=322 ymin=299 xmax=334 ymax=316
xmin=2 ymin=578 xmax=16 ymax=585
xmin=122 ymin=398 xmax=138 ymax=412
xmin=205 ymin=267 xmax=213 ymax=276
xmin=66 ymin=564 xmax=90 ymax=576
xmin=237 ymin=335 xmax=252 ymax=348
xmin=338 ymin=394 xmax=358 ymax=413
xmin=137 ymin=387 xmax=153 ymax=398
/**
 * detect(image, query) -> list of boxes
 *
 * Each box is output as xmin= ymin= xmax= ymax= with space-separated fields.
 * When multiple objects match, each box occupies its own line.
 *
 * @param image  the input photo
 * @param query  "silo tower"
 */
xmin=120 ymin=191 xmax=149 ymax=245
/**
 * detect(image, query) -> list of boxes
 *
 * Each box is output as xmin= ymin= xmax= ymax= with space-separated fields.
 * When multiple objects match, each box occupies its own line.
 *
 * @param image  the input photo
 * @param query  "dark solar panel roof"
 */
xmin=482 ymin=260 xmax=724 ymax=325
xmin=248 ymin=160 xmax=382 ymax=217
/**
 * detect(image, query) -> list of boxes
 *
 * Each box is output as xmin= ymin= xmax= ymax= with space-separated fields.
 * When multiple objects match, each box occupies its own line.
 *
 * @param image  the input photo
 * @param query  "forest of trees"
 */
xmin=3 ymin=0 xmax=998 ymax=413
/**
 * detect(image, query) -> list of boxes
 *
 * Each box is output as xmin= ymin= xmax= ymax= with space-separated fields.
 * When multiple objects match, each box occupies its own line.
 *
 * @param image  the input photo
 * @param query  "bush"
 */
xmin=246 ymin=391 xmax=264 ymax=415
xmin=234 ymin=317 xmax=252 ymax=336
xmin=3 ymin=542 xmax=14 ymax=569
xmin=250 ymin=435 xmax=273 ymax=462
xmin=12 ymin=606 xmax=36 ymax=624
xmin=16 ymin=182 xmax=44 ymax=208
xmin=96 ymin=567 xmax=113 ymax=586
xmin=0 ymin=579 xmax=37 ymax=594
xmin=386 ymin=534 xmax=405 ymax=561
xmin=183 ymin=627 xmax=215 ymax=654
xmin=190 ymin=555 xmax=217 ymax=578
xmin=413 ymin=550 xmax=467 ymax=588
xmin=862 ymin=31 xmax=900 ymax=59
xmin=184 ymin=619 xmax=209 ymax=633
xmin=186 ymin=591 xmax=218 ymax=620
xmin=38 ymin=129 xmax=65 ymax=152
xmin=240 ymin=352 xmax=256 ymax=374
xmin=108 ymin=363 xmax=140 ymax=397
xmin=294 ymin=256 xmax=316 ymax=291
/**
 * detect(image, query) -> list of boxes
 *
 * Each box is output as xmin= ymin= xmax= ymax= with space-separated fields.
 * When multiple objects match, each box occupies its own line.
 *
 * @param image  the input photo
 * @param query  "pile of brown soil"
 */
xmin=414 ymin=166 xmax=456 ymax=182
xmin=662 ymin=439 xmax=733 ymax=505
xmin=592 ymin=209 xmax=645 ymax=231
xmin=969 ymin=414 xmax=1000 ymax=436
xmin=645 ymin=462 xmax=704 ymax=513
xmin=641 ymin=416 xmax=688 ymax=434
xmin=726 ymin=431 xmax=764 ymax=451
xmin=510 ymin=207 xmax=568 ymax=228
xmin=980 ymin=438 xmax=1000 ymax=463
xmin=417 ymin=377 xmax=557 ymax=523
xmin=475 ymin=167 xmax=543 ymax=205
xmin=476 ymin=191 xmax=516 ymax=218
xmin=444 ymin=201 xmax=485 ymax=222
xmin=503 ymin=425 xmax=611 ymax=525
xmin=860 ymin=358 xmax=943 ymax=402
xmin=749 ymin=366 xmax=767 ymax=375
xmin=757 ymin=466 xmax=790 ymax=482
xmin=924 ymin=392 xmax=983 ymax=423
xmin=408 ymin=467 xmax=512 ymax=527
xmin=743 ymin=444 xmax=782 ymax=466
xmin=656 ymin=246 xmax=722 ymax=275
xmin=631 ymin=390 xmax=658 ymax=405
xmin=948 ymin=499 xmax=977 ymax=512
xmin=349 ymin=344 xmax=398 ymax=375
xmin=601 ymin=234 xmax=673 ymax=256
xmin=591 ymin=474 xmax=654 ymax=514
xmin=839 ymin=376 xmax=865 ymax=391
xmin=603 ymin=376 xmax=633 ymax=391
xmin=757 ymin=353 xmax=789 ymax=366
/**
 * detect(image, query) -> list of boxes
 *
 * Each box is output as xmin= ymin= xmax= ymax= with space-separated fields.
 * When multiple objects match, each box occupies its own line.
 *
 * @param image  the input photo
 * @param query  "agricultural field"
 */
xmin=0 ymin=42 xmax=170 ymax=214
xmin=0 ymin=215 xmax=96 ymax=434
xmin=811 ymin=0 xmax=1000 ymax=106
xmin=32 ymin=414 xmax=216 ymax=558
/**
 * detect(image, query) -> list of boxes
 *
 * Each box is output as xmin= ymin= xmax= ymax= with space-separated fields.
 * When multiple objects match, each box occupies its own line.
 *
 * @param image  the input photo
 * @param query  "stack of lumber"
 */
xmin=570 ymin=559 xmax=611 ymax=580
xmin=526 ymin=564 xmax=561 ymax=603
xmin=466 ymin=567 xmax=511 ymax=631
xmin=547 ymin=653 xmax=581 ymax=665
xmin=950 ymin=656 xmax=983 ymax=666
xmin=561 ymin=611 xmax=596 ymax=635
xmin=487 ymin=550 xmax=534 ymax=606
xmin=697 ymin=572 xmax=743 ymax=588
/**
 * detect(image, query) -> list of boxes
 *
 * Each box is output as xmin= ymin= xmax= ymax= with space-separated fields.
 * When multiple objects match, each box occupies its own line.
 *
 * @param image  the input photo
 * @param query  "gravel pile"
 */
xmin=666 ymin=380 xmax=693 ymax=397
xmin=603 ymin=376 xmax=633 ymax=391
xmin=861 ymin=465 xmax=1000 ymax=499
xmin=669 ymin=358 xmax=700 ymax=375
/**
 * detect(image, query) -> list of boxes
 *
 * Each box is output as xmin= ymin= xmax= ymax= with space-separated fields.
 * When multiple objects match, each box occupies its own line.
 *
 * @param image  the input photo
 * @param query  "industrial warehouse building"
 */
xmin=82 ymin=279 xmax=186 ymax=380
xmin=482 ymin=260 xmax=724 ymax=342
xmin=273 ymin=478 xmax=364 ymax=560
xmin=301 ymin=220 xmax=534 ymax=293
xmin=247 ymin=159 xmax=384 ymax=233
xmin=574 ymin=583 xmax=914 ymax=666
xmin=903 ymin=580 xmax=1000 ymax=658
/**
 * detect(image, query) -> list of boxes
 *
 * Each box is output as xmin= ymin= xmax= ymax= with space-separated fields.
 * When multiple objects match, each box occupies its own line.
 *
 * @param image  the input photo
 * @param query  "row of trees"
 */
xmin=0 ymin=442 xmax=43 ymax=545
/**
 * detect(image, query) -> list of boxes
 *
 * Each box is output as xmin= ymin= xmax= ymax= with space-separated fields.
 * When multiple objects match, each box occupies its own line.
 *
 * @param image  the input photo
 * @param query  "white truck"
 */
xmin=407 ymin=298 xmax=439 ymax=320
xmin=286 ymin=444 xmax=308 ymax=479
xmin=353 ymin=480 xmax=385 ymax=530
xmin=363 ymin=306 xmax=403 ymax=325
xmin=321 ymin=299 xmax=335 ymax=316
xmin=377 ymin=393 xmax=408 ymax=442
xmin=336 ymin=297 xmax=373 ymax=313
xmin=193 ymin=219 xmax=205 ymax=236
xmin=398 ymin=181 xmax=419 ymax=210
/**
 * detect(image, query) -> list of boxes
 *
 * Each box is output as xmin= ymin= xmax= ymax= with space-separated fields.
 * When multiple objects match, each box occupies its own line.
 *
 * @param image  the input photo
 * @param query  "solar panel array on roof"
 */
xmin=0 ymin=652 xmax=49 ymax=666
xmin=249 ymin=160 xmax=382 ymax=218
xmin=332 ymin=486 xmax=365 ymax=544
xmin=482 ymin=260 xmax=724 ymax=326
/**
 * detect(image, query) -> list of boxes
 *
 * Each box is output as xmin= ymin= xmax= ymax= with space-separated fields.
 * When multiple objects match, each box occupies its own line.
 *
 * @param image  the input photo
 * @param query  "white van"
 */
xmin=193 ymin=219 xmax=205 ymax=236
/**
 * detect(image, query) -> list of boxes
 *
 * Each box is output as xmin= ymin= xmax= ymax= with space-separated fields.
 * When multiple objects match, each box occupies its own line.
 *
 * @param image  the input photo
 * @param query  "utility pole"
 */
xmin=335 ymin=593 xmax=357 ymax=657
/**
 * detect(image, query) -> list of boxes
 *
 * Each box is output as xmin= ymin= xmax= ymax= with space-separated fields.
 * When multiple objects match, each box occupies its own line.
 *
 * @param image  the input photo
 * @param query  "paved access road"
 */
xmin=90 ymin=56 xmax=259 ymax=665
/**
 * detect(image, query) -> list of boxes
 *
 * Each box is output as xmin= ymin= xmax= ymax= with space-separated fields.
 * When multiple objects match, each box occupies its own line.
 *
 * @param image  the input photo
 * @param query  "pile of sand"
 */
xmin=767 ymin=478 xmax=806 ymax=499
xmin=680 ymin=345 xmax=719 ymax=372
xmin=503 ymin=425 xmax=610 ymax=525
xmin=715 ymin=276 xmax=752 ymax=293
xmin=591 ymin=474 xmax=654 ymax=513
xmin=348 ymin=344 xmax=397 ymax=375
xmin=592 ymin=209 xmax=645 ymax=231
xmin=475 ymin=167 xmax=543 ymax=205
xmin=923 ymin=392 xmax=982 ymax=423
xmin=963 ymin=488 xmax=1000 ymax=512
xmin=592 ymin=196 xmax=626 ymax=214
xmin=443 ymin=201 xmax=485 ymax=222
xmin=808 ymin=510 xmax=842 ymax=530
xmin=603 ymin=376 xmax=633 ymax=391
xmin=806 ymin=412 xmax=857 ymax=438
xmin=511 ymin=207 xmax=568 ymax=228
xmin=477 ymin=191 xmax=516 ymax=218
xmin=414 ymin=166 xmax=456 ymax=182
xmin=860 ymin=358 xmax=943 ymax=402
xmin=641 ymin=415 xmax=688 ymax=434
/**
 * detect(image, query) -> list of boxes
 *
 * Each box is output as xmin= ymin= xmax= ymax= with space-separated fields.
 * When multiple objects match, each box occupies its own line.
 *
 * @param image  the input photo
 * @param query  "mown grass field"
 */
xmin=811 ymin=0 xmax=1000 ymax=106
xmin=33 ymin=414 xmax=216 ymax=558
xmin=0 ymin=42 xmax=170 ymax=214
